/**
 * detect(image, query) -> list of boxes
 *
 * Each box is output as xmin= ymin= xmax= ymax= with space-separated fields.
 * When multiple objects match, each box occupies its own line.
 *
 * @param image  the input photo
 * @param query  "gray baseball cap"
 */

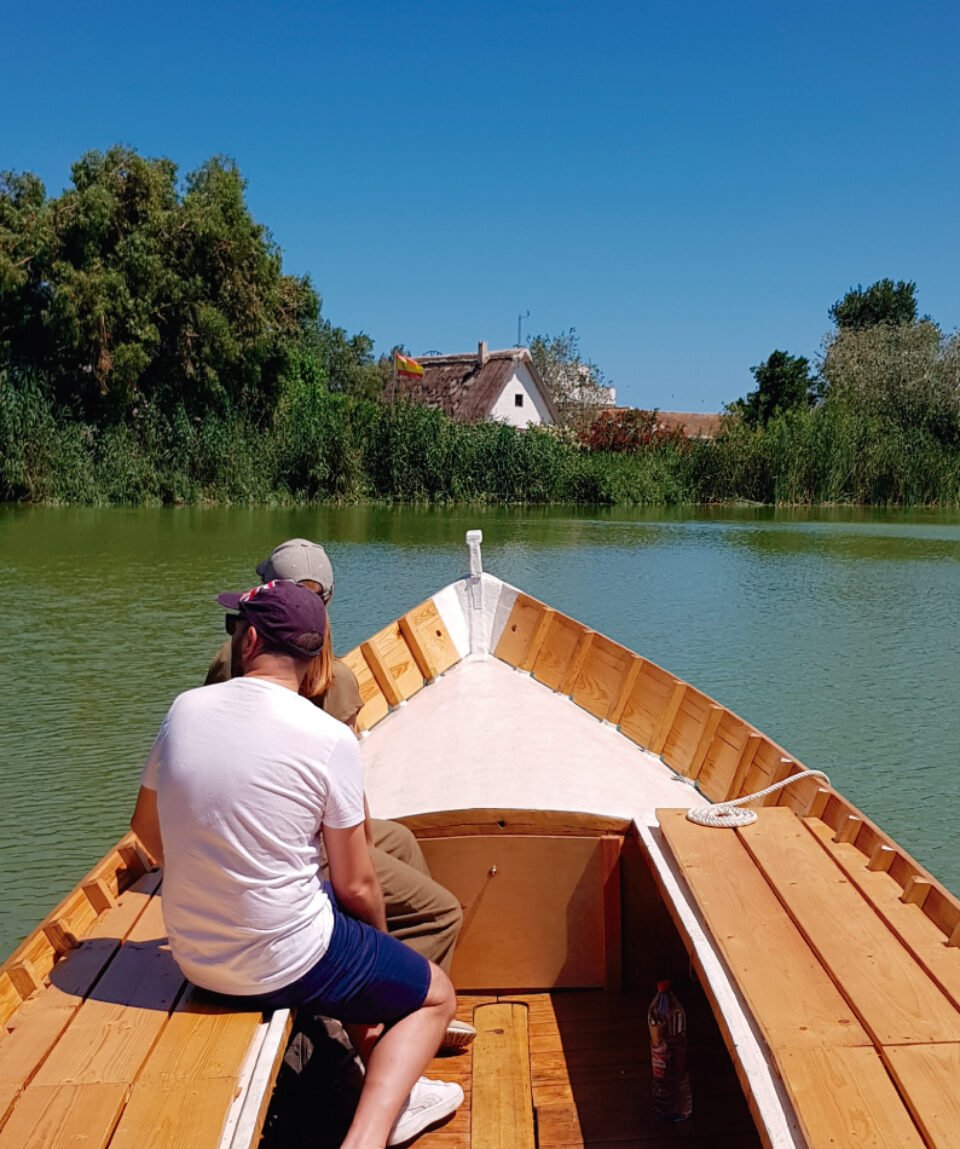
xmin=256 ymin=538 xmax=334 ymax=603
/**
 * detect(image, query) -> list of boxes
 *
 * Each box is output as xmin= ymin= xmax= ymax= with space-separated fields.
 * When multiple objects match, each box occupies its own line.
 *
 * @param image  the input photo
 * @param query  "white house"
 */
xmin=396 ymin=342 xmax=559 ymax=428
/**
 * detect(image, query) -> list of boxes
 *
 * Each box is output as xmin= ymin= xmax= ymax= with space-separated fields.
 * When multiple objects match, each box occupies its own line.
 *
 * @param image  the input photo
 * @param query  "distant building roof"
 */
xmin=655 ymin=412 xmax=723 ymax=439
xmin=396 ymin=344 xmax=560 ymax=425
xmin=592 ymin=408 xmax=723 ymax=441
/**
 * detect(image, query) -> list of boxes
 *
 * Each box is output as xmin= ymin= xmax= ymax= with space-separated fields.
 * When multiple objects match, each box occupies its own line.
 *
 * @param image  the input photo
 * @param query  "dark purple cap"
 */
xmin=218 ymin=580 xmax=327 ymax=659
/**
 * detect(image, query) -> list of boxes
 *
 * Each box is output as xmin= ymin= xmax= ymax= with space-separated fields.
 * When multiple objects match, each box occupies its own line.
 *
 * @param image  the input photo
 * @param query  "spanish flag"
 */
xmin=395 ymin=353 xmax=424 ymax=379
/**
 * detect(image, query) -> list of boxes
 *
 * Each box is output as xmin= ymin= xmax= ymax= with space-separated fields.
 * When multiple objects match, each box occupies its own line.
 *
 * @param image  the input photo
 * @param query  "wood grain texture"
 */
xmin=804 ymin=818 xmax=960 ymax=1013
xmin=31 ymin=897 xmax=183 ymax=1088
xmin=0 ymin=872 xmax=162 ymax=1097
xmin=569 ymin=634 xmax=635 ymax=721
xmin=775 ymin=1047 xmax=926 ymax=1149
xmin=739 ymin=808 xmax=960 ymax=1045
xmin=470 ymin=1003 xmax=534 ymax=1149
xmin=0 ymin=1082 xmax=127 ymax=1149
xmin=419 ymin=836 xmax=614 ymax=990
xmin=617 ymin=660 xmax=679 ymax=750
xmin=531 ymin=613 xmax=588 ymax=693
xmin=696 ymin=712 xmax=754 ymax=803
xmin=492 ymin=593 xmax=549 ymax=669
xmin=657 ymin=809 xmax=869 ymax=1049
xmin=361 ymin=621 xmax=424 ymax=705
xmin=882 ymin=1043 xmax=960 ymax=1149
xmin=399 ymin=598 xmax=461 ymax=680
xmin=338 ymin=646 xmax=389 ymax=730
xmin=658 ymin=686 xmax=712 ymax=776
xmin=109 ymin=1078 xmax=239 ymax=1149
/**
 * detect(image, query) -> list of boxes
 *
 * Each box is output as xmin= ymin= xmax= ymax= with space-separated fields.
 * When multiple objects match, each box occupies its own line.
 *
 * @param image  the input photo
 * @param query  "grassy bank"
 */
xmin=2 ymin=380 xmax=958 ymax=507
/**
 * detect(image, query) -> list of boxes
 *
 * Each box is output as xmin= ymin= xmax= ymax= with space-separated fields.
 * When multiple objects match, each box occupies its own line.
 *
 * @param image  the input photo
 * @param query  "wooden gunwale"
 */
xmin=489 ymin=588 xmax=960 ymax=949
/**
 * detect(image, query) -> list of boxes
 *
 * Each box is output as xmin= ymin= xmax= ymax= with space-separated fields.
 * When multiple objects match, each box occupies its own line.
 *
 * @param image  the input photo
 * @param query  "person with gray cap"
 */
xmin=203 ymin=538 xmax=473 ymax=1051
xmin=131 ymin=580 xmax=464 ymax=1147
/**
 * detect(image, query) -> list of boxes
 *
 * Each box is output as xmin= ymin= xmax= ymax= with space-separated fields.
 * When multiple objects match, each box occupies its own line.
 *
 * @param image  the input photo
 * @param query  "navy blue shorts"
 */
xmin=218 ymin=903 xmax=432 ymax=1025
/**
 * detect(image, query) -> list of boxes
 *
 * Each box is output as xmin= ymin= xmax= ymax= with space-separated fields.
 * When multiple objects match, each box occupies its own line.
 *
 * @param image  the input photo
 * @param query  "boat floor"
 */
xmin=261 ymin=984 xmax=763 ymax=1148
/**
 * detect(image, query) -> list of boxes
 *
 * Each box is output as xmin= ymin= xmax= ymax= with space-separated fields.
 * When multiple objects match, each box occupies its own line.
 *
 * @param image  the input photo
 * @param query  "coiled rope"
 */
xmin=685 ymin=768 xmax=830 ymax=828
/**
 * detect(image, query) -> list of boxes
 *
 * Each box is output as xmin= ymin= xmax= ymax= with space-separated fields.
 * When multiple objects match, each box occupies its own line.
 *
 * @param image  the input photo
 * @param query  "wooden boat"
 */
xmin=1 ymin=530 xmax=958 ymax=1149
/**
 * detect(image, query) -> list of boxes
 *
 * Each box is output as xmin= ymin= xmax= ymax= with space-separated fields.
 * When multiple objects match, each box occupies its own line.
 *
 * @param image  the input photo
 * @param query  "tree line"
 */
xmin=1 ymin=147 xmax=958 ymax=505
xmin=728 ymin=279 xmax=960 ymax=447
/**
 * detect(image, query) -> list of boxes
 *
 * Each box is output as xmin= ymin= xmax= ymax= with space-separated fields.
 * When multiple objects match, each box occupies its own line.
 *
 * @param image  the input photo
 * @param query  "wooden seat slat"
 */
xmin=471 ymin=1002 xmax=535 ymax=1149
xmin=0 ymin=870 xmax=162 ymax=1128
xmin=804 ymin=817 xmax=960 ymax=1012
xmin=31 ymin=896 xmax=184 ymax=1088
xmin=775 ymin=1047 xmax=926 ymax=1149
xmin=0 ymin=1084 xmax=16 ymax=1129
xmin=0 ymin=1082 xmax=127 ymax=1149
xmin=133 ymin=986 xmax=263 ymax=1083
xmin=738 ymin=808 xmax=960 ymax=1046
xmin=882 ymin=1043 xmax=960 ymax=1149
xmin=109 ymin=1078 xmax=240 ymax=1149
xmin=656 ymin=810 xmax=869 ymax=1048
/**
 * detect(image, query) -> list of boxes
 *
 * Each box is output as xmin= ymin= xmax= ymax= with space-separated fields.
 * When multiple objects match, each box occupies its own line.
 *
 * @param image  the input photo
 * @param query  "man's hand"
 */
xmin=323 ymin=821 xmax=386 ymax=931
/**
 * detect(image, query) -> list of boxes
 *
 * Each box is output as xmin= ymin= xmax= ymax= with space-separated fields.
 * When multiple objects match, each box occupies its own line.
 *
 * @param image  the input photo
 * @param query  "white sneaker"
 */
xmin=441 ymin=1019 xmax=477 ymax=1053
xmin=387 ymin=1076 xmax=464 ymax=1146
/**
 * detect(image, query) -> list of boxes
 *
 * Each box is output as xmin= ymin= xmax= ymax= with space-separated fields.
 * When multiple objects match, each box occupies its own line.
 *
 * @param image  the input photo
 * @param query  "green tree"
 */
xmin=527 ymin=328 xmax=611 ymax=431
xmin=0 ymin=147 xmax=320 ymax=423
xmin=829 ymin=279 xmax=919 ymax=331
xmin=821 ymin=322 xmax=960 ymax=444
xmin=728 ymin=350 xmax=816 ymax=428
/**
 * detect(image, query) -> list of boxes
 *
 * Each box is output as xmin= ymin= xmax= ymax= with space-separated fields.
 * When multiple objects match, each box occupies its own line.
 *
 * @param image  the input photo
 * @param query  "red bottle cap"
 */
xmin=657 ymin=979 xmax=670 ymax=992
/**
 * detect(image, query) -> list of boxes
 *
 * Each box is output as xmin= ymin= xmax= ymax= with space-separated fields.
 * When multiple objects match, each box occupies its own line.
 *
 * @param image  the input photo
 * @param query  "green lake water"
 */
xmin=1 ymin=504 xmax=958 ymax=957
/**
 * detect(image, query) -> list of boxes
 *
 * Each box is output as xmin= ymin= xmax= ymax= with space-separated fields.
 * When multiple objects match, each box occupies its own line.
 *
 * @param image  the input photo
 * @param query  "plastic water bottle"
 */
xmin=648 ymin=979 xmax=692 ymax=1121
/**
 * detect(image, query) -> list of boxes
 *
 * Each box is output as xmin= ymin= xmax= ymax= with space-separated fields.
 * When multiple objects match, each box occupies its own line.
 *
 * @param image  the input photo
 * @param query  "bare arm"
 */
xmin=323 ymin=821 xmax=386 ymax=931
xmin=363 ymin=794 xmax=375 ymax=847
xmin=131 ymin=785 xmax=164 ymax=867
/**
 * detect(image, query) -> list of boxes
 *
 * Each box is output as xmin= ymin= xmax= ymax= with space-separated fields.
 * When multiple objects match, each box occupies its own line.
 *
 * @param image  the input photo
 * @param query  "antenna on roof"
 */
xmin=517 ymin=310 xmax=530 ymax=346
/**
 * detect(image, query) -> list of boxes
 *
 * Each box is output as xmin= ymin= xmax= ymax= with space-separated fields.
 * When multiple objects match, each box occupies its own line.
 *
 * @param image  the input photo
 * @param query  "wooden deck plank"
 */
xmin=108 ymin=1078 xmax=239 ymax=1149
xmin=470 ymin=1003 xmax=535 ymax=1149
xmin=657 ymin=810 xmax=869 ymax=1048
xmin=775 ymin=1047 xmax=926 ymax=1149
xmin=30 ymin=895 xmax=183 ymax=1088
xmin=881 ymin=1044 xmax=960 ymax=1149
xmin=804 ymin=818 xmax=960 ymax=1012
xmin=738 ymin=809 xmax=960 ymax=1046
xmin=0 ymin=1084 xmax=17 ymax=1130
xmin=0 ymin=1082 xmax=127 ymax=1149
xmin=0 ymin=872 xmax=163 ymax=1097
xmin=134 ymin=987 xmax=262 ymax=1083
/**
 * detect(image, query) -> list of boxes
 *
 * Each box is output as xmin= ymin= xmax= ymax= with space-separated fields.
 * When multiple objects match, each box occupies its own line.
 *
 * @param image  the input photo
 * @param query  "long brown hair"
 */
xmin=299 ymin=614 xmax=334 ymax=702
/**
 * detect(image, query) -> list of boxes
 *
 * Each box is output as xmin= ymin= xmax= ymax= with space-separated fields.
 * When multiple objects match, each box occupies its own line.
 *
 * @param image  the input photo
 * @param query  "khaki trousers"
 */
xmin=324 ymin=818 xmax=463 ymax=973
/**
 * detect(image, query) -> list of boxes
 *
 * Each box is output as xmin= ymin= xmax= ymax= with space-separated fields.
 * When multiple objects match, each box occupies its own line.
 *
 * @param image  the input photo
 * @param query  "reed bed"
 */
xmin=2 ymin=382 xmax=958 ymax=507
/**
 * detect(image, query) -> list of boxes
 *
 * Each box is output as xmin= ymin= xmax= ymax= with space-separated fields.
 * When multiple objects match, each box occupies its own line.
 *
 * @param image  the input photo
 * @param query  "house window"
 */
xmin=514 ymin=394 xmax=524 ymax=407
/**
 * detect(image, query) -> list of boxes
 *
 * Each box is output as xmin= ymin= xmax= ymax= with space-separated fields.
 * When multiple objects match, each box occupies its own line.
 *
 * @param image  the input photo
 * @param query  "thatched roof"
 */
xmin=396 ymin=346 xmax=560 ymax=424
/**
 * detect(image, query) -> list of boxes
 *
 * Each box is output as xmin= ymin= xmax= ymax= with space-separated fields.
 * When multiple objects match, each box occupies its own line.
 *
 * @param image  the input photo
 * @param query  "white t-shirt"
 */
xmin=141 ymin=677 xmax=365 ymax=995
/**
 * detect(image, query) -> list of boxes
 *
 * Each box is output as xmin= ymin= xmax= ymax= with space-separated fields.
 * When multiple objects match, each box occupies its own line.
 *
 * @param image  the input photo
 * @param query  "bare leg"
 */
xmin=344 ymin=1022 xmax=382 ymax=1066
xmin=340 ymin=962 xmax=456 ymax=1149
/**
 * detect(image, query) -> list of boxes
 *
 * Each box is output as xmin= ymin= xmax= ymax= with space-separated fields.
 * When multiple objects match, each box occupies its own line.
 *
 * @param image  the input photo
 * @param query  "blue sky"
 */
xmin=3 ymin=0 xmax=958 ymax=411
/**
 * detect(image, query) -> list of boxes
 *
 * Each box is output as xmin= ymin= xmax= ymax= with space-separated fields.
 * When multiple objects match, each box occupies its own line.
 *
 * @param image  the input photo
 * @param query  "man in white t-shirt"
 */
xmin=131 ymin=580 xmax=463 ymax=1148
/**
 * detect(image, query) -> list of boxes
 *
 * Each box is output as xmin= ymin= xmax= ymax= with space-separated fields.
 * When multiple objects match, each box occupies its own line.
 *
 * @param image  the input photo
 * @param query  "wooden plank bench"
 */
xmin=0 ymin=859 xmax=288 ymax=1149
xmin=470 ymin=1002 xmax=535 ymax=1149
xmin=658 ymin=807 xmax=960 ymax=1149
